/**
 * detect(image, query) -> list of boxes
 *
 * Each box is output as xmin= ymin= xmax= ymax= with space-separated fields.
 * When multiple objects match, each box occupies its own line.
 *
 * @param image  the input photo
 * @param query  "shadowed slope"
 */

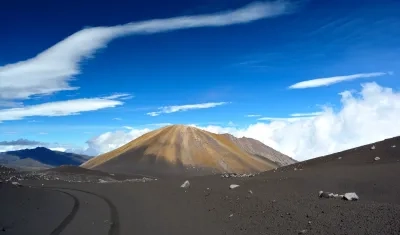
xmin=0 ymin=147 xmax=89 ymax=170
xmin=223 ymin=134 xmax=297 ymax=166
xmin=82 ymin=125 xmax=278 ymax=177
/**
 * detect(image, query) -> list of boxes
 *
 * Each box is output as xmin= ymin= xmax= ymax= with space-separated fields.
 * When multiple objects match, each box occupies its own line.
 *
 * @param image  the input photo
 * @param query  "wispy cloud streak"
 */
xmin=0 ymin=95 xmax=127 ymax=122
xmin=288 ymin=72 xmax=391 ymax=89
xmin=147 ymin=102 xmax=228 ymax=116
xmin=0 ymin=1 xmax=291 ymax=100
xmin=246 ymin=114 xmax=262 ymax=117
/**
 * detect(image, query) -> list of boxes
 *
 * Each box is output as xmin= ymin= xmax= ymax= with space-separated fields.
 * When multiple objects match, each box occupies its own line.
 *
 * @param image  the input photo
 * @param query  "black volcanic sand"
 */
xmin=1 ymin=137 xmax=400 ymax=235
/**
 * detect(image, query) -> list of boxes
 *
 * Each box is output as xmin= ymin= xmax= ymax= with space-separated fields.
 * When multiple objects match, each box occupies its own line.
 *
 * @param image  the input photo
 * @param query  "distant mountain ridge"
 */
xmin=222 ymin=134 xmax=297 ymax=166
xmin=82 ymin=125 xmax=293 ymax=177
xmin=0 ymin=147 xmax=89 ymax=170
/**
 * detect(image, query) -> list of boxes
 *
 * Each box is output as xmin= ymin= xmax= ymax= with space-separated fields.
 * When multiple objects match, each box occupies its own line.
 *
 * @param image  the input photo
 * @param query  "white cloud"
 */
xmin=0 ymin=1 xmax=290 ymax=100
xmin=246 ymin=114 xmax=262 ymax=117
xmin=103 ymin=93 xmax=133 ymax=100
xmin=0 ymin=139 xmax=70 ymax=153
xmin=257 ymin=116 xmax=313 ymax=122
xmin=0 ymin=100 xmax=23 ymax=108
xmin=49 ymin=147 xmax=67 ymax=152
xmin=82 ymin=128 xmax=152 ymax=156
xmin=81 ymin=82 xmax=400 ymax=161
xmin=290 ymin=112 xmax=323 ymax=117
xmin=113 ymin=118 xmax=122 ymax=121
xmin=146 ymin=102 xmax=228 ymax=116
xmin=0 ymin=145 xmax=36 ymax=152
xmin=0 ymin=95 xmax=125 ymax=122
xmin=289 ymin=72 xmax=391 ymax=89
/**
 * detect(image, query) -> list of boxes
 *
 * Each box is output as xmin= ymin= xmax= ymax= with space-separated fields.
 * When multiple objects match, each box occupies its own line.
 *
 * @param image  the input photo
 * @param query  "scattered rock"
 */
xmin=180 ymin=180 xmax=190 ymax=188
xmin=229 ymin=184 xmax=240 ymax=189
xmin=11 ymin=181 xmax=22 ymax=187
xmin=319 ymin=191 xmax=331 ymax=198
xmin=374 ymin=157 xmax=380 ymax=161
xmin=319 ymin=191 xmax=345 ymax=199
xmin=221 ymin=173 xmax=255 ymax=178
xmin=371 ymin=145 xmax=376 ymax=150
xmin=343 ymin=192 xmax=359 ymax=201
xmin=298 ymin=229 xmax=307 ymax=234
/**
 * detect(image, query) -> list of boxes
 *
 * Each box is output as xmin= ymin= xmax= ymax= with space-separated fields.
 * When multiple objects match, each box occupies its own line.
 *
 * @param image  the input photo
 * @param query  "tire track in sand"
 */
xmin=40 ymin=186 xmax=120 ymax=235
xmin=49 ymin=190 xmax=80 ymax=235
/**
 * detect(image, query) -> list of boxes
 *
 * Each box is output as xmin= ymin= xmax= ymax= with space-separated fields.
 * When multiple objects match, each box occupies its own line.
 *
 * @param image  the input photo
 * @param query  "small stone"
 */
xmin=374 ymin=157 xmax=380 ymax=161
xmin=298 ymin=229 xmax=307 ymax=234
xmin=338 ymin=157 xmax=342 ymax=160
xmin=343 ymin=192 xmax=359 ymax=201
xmin=180 ymin=180 xmax=190 ymax=188
xmin=371 ymin=145 xmax=376 ymax=150
xmin=391 ymin=145 xmax=396 ymax=148
xmin=294 ymin=168 xmax=298 ymax=171
xmin=248 ymin=190 xmax=253 ymax=195
xmin=308 ymin=221 xmax=312 ymax=225
xmin=11 ymin=182 xmax=22 ymax=187
xmin=229 ymin=214 xmax=233 ymax=218
xmin=229 ymin=184 xmax=240 ymax=189
xmin=319 ymin=191 xmax=331 ymax=198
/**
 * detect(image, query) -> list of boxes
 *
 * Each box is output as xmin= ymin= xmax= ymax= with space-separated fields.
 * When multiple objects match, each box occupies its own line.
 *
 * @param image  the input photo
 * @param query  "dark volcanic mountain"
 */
xmin=0 ymin=147 xmax=89 ymax=170
xmin=82 ymin=125 xmax=289 ymax=177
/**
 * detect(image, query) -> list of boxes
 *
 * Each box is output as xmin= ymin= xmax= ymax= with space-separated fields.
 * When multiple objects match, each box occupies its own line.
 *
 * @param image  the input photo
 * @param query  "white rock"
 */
xmin=392 ymin=145 xmax=396 ymax=148
xmin=374 ymin=157 xmax=380 ymax=161
xmin=248 ymin=190 xmax=253 ymax=194
xmin=229 ymin=214 xmax=233 ymax=217
xmin=229 ymin=184 xmax=240 ymax=189
xmin=371 ymin=145 xmax=376 ymax=150
xmin=343 ymin=192 xmax=359 ymax=201
xmin=338 ymin=157 xmax=342 ymax=160
xmin=11 ymin=182 xmax=22 ymax=187
xmin=180 ymin=180 xmax=190 ymax=188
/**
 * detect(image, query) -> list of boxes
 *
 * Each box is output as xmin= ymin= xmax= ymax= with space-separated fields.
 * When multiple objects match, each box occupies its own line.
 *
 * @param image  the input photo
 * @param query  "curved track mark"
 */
xmin=43 ymin=186 xmax=120 ymax=235
xmin=49 ymin=190 xmax=80 ymax=235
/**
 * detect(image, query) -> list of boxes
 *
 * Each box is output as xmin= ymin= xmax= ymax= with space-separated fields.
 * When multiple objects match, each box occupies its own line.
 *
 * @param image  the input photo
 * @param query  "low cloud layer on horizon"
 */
xmin=75 ymin=82 xmax=400 ymax=161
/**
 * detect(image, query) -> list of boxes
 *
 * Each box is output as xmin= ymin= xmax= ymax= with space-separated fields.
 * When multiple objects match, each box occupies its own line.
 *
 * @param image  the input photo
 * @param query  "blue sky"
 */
xmin=0 ymin=0 xmax=399 ymax=159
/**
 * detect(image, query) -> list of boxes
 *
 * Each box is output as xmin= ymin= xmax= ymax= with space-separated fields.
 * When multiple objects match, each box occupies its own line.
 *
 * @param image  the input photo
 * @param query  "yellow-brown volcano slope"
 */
xmin=81 ymin=125 xmax=278 ymax=177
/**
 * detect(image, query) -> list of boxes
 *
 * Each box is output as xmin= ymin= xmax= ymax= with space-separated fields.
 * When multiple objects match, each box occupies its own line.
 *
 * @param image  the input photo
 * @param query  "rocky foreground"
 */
xmin=1 ymin=136 xmax=400 ymax=235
